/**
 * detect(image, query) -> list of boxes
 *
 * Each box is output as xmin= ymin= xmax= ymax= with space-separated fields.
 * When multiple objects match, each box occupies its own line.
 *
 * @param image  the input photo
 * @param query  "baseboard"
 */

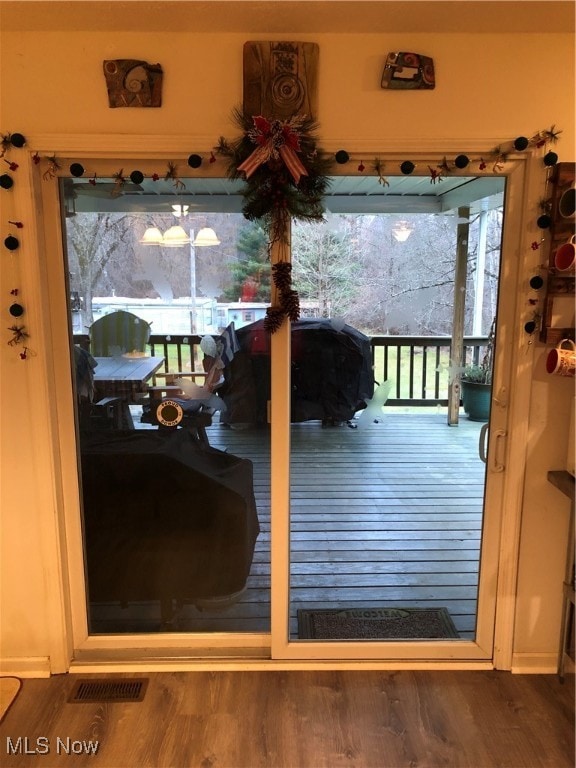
xmin=0 ymin=657 xmax=51 ymax=678
xmin=511 ymin=652 xmax=558 ymax=674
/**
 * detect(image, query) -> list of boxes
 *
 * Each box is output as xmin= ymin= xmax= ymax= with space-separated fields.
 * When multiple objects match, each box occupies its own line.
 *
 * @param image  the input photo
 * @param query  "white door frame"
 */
xmin=271 ymin=150 xmax=540 ymax=663
xmin=31 ymin=136 xmax=541 ymax=670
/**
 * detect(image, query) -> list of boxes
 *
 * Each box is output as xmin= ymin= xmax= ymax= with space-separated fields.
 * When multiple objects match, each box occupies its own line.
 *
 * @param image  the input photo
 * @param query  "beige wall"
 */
xmin=2 ymin=30 xmax=574 ymax=144
xmin=1 ymin=3 xmax=574 ymax=673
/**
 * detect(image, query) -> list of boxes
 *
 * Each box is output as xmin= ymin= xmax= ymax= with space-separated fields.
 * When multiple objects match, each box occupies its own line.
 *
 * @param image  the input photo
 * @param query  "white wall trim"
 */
xmin=511 ymin=653 xmax=559 ymax=675
xmin=25 ymin=134 xmax=525 ymax=163
xmin=491 ymin=153 xmax=558 ymax=671
xmin=0 ymin=657 xmax=51 ymax=678
xmin=9 ymin=155 xmax=74 ymax=675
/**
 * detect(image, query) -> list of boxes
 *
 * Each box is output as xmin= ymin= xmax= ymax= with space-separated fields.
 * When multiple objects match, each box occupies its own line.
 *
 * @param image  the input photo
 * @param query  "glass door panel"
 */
xmin=288 ymin=185 xmax=505 ymax=646
xmin=60 ymin=176 xmax=271 ymax=634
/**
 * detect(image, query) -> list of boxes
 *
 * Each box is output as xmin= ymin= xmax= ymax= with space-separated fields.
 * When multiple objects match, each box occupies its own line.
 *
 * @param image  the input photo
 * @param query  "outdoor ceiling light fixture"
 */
xmin=140 ymin=224 xmax=220 ymax=248
xmin=171 ymin=204 xmax=190 ymax=217
xmin=392 ymin=220 xmax=414 ymax=242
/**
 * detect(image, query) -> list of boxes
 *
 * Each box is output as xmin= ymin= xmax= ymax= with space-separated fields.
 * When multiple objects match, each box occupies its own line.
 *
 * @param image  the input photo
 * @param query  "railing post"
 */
xmin=448 ymin=206 xmax=470 ymax=425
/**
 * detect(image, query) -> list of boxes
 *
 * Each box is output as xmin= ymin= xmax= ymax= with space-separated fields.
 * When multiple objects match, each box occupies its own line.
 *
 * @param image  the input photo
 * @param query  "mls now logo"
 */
xmin=6 ymin=738 xmax=50 ymax=755
xmin=6 ymin=737 xmax=99 ymax=755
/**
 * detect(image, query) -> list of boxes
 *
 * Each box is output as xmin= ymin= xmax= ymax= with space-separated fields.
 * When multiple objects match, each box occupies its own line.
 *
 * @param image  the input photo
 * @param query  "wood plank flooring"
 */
xmin=286 ymin=416 xmax=483 ymax=640
xmin=0 ymin=670 xmax=573 ymax=767
xmin=90 ymin=413 xmax=485 ymax=639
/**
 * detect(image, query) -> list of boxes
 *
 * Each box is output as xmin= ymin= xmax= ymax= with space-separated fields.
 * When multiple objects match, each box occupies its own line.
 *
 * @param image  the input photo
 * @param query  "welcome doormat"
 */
xmin=298 ymin=607 xmax=460 ymax=640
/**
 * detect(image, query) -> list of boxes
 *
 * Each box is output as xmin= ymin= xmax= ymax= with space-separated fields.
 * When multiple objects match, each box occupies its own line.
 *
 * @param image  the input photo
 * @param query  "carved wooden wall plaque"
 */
xmin=243 ymin=42 xmax=318 ymax=120
xmin=381 ymin=52 xmax=435 ymax=90
xmin=103 ymin=59 xmax=163 ymax=108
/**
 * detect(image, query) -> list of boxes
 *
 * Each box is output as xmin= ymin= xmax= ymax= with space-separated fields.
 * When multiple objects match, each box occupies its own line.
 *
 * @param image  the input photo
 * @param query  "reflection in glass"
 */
xmin=60 ymin=171 xmax=505 ymax=643
xmin=61 ymin=183 xmax=271 ymax=634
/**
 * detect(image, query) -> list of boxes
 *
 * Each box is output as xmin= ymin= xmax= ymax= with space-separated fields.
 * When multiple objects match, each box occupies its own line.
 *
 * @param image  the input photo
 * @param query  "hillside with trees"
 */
xmin=65 ymin=205 xmax=502 ymax=337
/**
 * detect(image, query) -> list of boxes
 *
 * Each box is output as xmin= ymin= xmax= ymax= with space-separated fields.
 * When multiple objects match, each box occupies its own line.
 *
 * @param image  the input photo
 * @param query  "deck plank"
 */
xmin=90 ymin=412 xmax=486 ymax=641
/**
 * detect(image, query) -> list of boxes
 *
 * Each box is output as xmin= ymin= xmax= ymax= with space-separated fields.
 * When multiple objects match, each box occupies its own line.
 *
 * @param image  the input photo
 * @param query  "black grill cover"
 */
xmin=80 ymin=429 xmax=259 ymax=606
xmin=219 ymin=318 xmax=374 ymax=424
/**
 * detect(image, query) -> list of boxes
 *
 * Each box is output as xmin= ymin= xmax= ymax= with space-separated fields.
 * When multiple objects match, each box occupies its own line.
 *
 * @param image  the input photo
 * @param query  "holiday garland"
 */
xmin=216 ymin=109 xmax=333 ymax=331
xmin=0 ymin=123 xmax=566 ymax=349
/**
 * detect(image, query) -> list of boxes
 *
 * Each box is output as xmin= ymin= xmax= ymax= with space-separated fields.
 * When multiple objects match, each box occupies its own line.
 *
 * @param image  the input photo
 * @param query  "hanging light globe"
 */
xmin=193 ymin=227 xmax=220 ymax=246
xmin=162 ymin=225 xmax=190 ymax=247
xmin=139 ymin=226 xmax=164 ymax=245
xmin=392 ymin=221 xmax=414 ymax=242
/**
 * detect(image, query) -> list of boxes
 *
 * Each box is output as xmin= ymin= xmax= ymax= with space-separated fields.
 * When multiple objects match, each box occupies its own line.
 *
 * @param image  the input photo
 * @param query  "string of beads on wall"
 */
xmin=0 ymin=123 xmax=564 ymax=352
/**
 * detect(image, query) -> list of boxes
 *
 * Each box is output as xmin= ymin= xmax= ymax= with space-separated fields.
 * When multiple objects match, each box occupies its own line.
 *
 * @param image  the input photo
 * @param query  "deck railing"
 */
xmin=74 ymin=332 xmax=489 ymax=407
xmin=370 ymin=335 xmax=489 ymax=406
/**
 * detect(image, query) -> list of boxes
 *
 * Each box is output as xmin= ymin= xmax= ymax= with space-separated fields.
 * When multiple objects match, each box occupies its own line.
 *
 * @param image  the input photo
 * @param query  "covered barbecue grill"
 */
xmin=80 ymin=428 xmax=259 ymax=622
xmin=218 ymin=318 xmax=374 ymax=425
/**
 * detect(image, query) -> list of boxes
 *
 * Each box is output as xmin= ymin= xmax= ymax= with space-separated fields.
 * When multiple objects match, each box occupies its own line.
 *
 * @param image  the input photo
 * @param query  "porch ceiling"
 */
xmin=67 ymin=175 xmax=505 ymax=216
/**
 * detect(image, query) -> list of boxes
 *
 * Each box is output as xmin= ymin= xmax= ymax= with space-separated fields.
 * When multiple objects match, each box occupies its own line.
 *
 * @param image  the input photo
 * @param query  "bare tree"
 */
xmin=66 ymin=213 xmax=135 ymax=328
xmin=292 ymin=220 xmax=362 ymax=318
xmin=291 ymin=209 xmax=502 ymax=337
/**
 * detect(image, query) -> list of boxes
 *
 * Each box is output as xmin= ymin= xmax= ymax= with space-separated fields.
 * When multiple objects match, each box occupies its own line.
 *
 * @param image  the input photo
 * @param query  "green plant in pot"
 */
xmin=460 ymin=319 xmax=495 ymax=422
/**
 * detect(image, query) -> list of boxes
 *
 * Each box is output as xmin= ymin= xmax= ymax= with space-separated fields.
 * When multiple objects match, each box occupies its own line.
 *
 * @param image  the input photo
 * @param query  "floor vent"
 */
xmin=68 ymin=678 xmax=148 ymax=703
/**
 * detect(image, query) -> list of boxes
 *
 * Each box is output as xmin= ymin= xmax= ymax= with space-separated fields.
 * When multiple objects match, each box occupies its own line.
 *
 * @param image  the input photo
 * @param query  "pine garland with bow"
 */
xmin=216 ymin=109 xmax=332 ymax=331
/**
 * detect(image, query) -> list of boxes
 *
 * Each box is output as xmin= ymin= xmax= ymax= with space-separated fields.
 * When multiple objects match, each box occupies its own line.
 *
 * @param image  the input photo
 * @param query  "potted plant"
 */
xmin=460 ymin=318 xmax=495 ymax=422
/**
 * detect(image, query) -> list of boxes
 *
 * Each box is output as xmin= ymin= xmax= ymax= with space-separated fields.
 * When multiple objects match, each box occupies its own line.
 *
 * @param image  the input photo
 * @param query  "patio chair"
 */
xmin=153 ymin=323 xmax=239 ymax=392
xmin=88 ymin=310 xmax=151 ymax=357
xmin=141 ymin=324 xmax=239 ymax=444
xmin=74 ymin=345 xmax=131 ymax=429
xmin=141 ymin=369 xmax=225 ymax=447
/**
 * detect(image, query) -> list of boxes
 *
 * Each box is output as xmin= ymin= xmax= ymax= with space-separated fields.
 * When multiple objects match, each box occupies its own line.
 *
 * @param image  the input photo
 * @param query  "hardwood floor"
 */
xmin=89 ymin=412 xmax=485 ymax=639
xmin=0 ymin=670 xmax=573 ymax=767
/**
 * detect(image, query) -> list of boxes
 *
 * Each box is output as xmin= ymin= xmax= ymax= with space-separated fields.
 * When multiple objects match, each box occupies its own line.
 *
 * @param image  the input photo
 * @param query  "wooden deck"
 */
xmin=89 ymin=411 xmax=485 ymax=640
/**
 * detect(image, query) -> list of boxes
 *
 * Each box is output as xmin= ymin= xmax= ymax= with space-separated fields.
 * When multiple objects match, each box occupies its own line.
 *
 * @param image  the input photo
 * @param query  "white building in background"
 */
xmin=86 ymin=297 xmax=270 ymax=335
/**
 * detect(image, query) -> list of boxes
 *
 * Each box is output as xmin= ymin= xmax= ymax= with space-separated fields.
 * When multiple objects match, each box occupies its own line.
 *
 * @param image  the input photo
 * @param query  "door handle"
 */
xmin=479 ymin=424 xmax=506 ymax=472
xmin=479 ymin=423 xmax=489 ymax=463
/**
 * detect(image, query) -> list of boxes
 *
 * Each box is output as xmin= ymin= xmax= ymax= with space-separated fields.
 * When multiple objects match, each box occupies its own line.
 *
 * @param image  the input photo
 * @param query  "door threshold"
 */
xmin=70 ymin=650 xmax=495 ymax=674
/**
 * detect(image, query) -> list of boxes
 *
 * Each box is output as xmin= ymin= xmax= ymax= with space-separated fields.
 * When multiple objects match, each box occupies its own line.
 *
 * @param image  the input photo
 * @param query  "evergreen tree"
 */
xmin=222 ymin=222 xmax=271 ymax=301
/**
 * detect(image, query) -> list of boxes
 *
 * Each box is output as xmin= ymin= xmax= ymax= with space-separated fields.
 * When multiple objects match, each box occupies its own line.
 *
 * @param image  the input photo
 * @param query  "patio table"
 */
xmin=93 ymin=355 xmax=165 ymax=428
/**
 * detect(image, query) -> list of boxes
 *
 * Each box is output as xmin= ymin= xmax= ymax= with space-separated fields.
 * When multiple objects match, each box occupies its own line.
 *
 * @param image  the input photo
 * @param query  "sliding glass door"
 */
xmin=59 ymin=173 xmax=271 ymax=635
xmin=282 ymin=176 xmax=511 ymax=659
xmin=39 ymin=152 xmax=530 ymax=663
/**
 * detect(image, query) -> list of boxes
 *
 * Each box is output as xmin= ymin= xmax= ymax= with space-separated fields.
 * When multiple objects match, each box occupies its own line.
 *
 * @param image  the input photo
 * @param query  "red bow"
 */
xmin=237 ymin=116 xmax=309 ymax=184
